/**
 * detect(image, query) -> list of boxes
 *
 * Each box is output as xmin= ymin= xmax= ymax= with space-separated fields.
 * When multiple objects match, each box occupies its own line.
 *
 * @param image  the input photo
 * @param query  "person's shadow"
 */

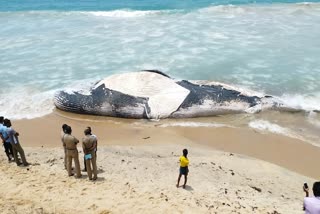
xmin=177 ymin=185 xmax=194 ymax=191
xmin=77 ymin=175 xmax=105 ymax=182
xmin=93 ymin=177 xmax=105 ymax=182
xmin=183 ymin=185 xmax=194 ymax=191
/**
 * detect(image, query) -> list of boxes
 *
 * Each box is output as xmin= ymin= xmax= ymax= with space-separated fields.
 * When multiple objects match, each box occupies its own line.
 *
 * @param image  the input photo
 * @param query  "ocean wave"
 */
xmin=85 ymin=10 xmax=164 ymax=18
xmin=278 ymin=93 xmax=320 ymax=112
xmin=199 ymin=4 xmax=248 ymax=15
xmin=0 ymin=89 xmax=55 ymax=120
xmin=1 ymin=2 xmax=320 ymax=20
xmin=248 ymin=119 xmax=307 ymax=141
xmin=249 ymin=120 xmax=289 ymax=134
xmin=156 ymin=122 xmax=231 ymax=128
xmin=198 ymin=2 xmax=320 ymax=16
xmin=0 ymin=9 xmax=182 ymax=18
xmin=307 ymin=111 xmax=320 ymax=128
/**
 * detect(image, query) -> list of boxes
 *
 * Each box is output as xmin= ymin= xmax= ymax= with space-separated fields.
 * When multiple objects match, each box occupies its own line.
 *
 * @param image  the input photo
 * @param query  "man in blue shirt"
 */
xmin=0 ymin=116 xmax=13 ymax=162
xmin=4 ymin=119 xmax=28 ymax=166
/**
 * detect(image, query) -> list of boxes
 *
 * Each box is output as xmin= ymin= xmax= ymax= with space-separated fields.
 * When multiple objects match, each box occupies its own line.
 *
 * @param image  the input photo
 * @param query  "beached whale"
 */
xmin=54 ymin=70 xmax=287 ymax=119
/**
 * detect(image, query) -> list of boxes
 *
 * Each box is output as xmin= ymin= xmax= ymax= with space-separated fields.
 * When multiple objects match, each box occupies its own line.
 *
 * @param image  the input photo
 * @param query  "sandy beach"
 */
xmin=0 ymin=111 xmax=319 ymax=213
xmin=2 ymin=0 xmax=320 ymax=213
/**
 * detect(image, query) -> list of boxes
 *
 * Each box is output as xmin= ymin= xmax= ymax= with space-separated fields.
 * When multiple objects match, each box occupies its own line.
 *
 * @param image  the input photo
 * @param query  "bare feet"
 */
xmin=183 ymin=185 xmax=186 ymax=189
xmin=176 ymin=184 xmax=179 ymax=188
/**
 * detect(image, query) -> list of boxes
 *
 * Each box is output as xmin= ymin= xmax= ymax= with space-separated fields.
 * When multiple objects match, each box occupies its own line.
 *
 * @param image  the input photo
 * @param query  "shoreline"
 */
xmin=10 ymin=110 xmax=320 ymax=179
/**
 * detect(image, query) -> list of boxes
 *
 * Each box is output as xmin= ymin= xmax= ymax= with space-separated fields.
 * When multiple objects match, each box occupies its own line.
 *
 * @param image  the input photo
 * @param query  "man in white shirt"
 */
xmin=303 ymin=181 xmax=320 ymax=214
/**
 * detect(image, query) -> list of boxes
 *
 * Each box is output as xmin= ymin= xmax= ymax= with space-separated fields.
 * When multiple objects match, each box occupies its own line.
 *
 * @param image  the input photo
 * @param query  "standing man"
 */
xmin=82 ymin=126 xmax=97 ymax=172
xmin=303 ymin=181 xmax=320 ymax=213
xmin=4 ymin=119 xmax=29 ymax=166
xmin=62 ymin=125 xmax=81 ymax=178
xmin=82 ymin=127 xmax=98 ymax=181
xmin=0 ymin=116 xmax=13 ymax=162
xmin=61 ymin=124 xmax=68 ymax=170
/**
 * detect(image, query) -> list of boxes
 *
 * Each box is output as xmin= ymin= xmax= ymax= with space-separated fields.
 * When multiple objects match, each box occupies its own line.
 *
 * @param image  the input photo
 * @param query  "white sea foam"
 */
xmin=199 ymin=4 xmax=248 ymax=15
xmin=307 ymin=111 xmax=320 ymax=128
xmin=0 ymin=89 xmax=55 ymax=120
xmin=248 ymin=120 xmax=307 ymax=142
xmin=249 ymin=120 xmax=288 ymax=134
xmin=200 ymin=3 xmax=320 ymax=15
xmin=85 ymin=10 xmax=163 ymax=18
xmin=157 ymin=122 xmax=230 ymax=128
xmin=279 ymin=94 xmax=320 ymax=112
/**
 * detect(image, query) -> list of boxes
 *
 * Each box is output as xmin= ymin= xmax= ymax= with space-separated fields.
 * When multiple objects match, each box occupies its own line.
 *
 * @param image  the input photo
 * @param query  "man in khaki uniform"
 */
xmin=61 ymin=124 xmax=68 ymax=170
xmin=63 ymin=126 xmax=81 ymax=178
xmin=82 ymin=128 xmax=97 ymax=180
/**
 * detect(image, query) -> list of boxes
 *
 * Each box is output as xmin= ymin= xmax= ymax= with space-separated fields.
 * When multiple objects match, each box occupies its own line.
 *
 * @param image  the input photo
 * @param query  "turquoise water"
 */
xmin=1 ymin=0 xmax=319 ymax=11
xmin=0 ymin=1 xmax=320 ymax=130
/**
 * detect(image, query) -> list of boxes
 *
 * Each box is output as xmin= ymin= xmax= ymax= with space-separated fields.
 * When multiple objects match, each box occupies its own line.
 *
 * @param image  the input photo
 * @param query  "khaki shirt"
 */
xmin=82 ymin=135 xmax=97 ymax=154
xmin=63 ymin=134 xmax=79 ymax=150
xmin=61 ymin=131 xmax=66 ymax=146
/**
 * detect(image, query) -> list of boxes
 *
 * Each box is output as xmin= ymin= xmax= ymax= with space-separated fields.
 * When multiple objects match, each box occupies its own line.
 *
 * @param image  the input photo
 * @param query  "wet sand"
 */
xmin=0 ymin=110 xmax=319 ymax=213
xmin=12 ymin=110 xmax=320 ymax=179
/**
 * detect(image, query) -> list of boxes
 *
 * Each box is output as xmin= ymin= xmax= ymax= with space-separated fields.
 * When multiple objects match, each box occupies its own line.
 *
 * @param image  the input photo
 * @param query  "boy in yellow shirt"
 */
xmin=176 ymin=149 xmax=189 ymax=188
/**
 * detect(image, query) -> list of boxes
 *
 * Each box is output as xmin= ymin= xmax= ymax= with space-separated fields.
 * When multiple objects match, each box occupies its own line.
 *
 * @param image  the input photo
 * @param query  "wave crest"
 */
xmin=85 ymin=9 xmax=167 ymax=18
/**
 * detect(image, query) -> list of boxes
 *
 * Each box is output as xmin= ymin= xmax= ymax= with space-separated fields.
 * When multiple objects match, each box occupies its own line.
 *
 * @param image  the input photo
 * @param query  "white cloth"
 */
xmin=304 ymin=197 xmax=320 ymax=214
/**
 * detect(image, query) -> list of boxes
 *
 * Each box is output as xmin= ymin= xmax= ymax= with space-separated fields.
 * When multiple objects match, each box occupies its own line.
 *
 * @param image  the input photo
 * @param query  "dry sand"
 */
xmin=0 ymin=111 xmax=319 ymax=213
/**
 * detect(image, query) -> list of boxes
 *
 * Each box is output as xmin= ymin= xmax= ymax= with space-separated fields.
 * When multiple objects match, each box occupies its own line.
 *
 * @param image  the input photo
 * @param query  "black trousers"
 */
xmin=3 ymin=142 xmax=13 ymax=159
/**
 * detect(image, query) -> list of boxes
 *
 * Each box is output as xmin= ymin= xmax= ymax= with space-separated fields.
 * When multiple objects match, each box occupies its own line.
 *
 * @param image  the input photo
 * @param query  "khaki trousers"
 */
xmin=11 ymin=143 xmax=27 ymax=165
xmin=85 ymin=151 xmax=97 ymax=180
xmin=63 ymin=147 xmax=67 ymax=169
xmin=66 ymin=149 xmax=81 ymax=177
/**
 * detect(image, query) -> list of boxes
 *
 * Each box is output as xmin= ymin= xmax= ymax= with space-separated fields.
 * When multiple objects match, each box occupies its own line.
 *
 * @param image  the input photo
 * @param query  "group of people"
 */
xmin=0 ymin=116 xmax=29 ymax=166
xmin=2 ymin=116 xmax=320 ymax=213
xmin=61 ymin=124 xmax=98 ymax=181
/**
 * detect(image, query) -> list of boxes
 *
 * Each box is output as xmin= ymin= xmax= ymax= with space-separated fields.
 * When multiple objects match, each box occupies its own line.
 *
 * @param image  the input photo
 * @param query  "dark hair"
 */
xmin=313 ymin=181 xmax=320 ymax=197
xmin=183 ymin=149 xmax=188 ymax=157
xmin=84 ymin=128 xmax=91 ymax=135
xmin=62 ymin=124 xmax=68 ymax=130
xmin=0 ymin=116 xmax=3 ymax=123
xmin=64 ymin=125 xmax=72 ymax=134
xmin=3 ymin=119 xmax=11 ymax=127
xmin=87 ymin=127 xmax=92 ymax=132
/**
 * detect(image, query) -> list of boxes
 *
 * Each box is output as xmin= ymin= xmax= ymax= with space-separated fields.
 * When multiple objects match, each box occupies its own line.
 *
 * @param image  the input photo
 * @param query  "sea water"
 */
xmin=0 ymin=0 xmax=319 ymax=143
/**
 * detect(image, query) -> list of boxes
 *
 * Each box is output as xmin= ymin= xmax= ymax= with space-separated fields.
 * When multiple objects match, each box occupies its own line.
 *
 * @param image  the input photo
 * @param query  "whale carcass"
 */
xmin=54 ymin=70 xmax=284 ymax=119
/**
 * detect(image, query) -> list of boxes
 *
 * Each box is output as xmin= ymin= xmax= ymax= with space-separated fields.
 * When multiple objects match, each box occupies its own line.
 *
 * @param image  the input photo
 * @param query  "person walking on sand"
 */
xmin=4 ymin=119 xmax=29 ymax=166
xmin=62 ymin=125 xmax=81 ymax=178
xmin=176 ymin=149 xmax=189 ymax=188
xmin=61 ymin=124 xmax=68 ymax=170
xmin=82 ymin=127 xmax=98 ymax=180
xmin=303 ymin=181 xmax=320 ymax=213
xmin=82 ymin=126 xmax=97 ymax=172
xmin=0 ymin=116 xmax=13 ymax=162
